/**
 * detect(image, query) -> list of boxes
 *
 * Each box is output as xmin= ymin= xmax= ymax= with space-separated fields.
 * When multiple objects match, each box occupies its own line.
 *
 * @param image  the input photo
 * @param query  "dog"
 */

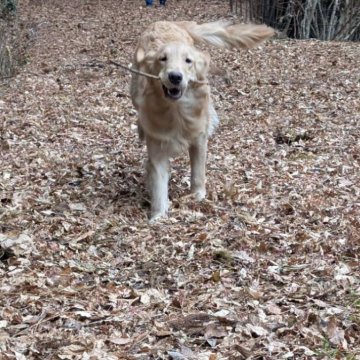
xmin=130 ymin=20 xmax=274 ymax=221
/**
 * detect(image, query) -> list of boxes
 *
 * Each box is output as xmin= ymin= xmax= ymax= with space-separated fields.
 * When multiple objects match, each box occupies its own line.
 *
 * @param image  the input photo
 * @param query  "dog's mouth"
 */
xmin=162 ymin=85 xmax=183 ymax=100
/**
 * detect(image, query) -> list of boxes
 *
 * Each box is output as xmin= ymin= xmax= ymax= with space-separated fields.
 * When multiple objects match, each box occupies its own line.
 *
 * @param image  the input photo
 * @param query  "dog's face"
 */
xmin=139 ymin=42 xmax=209 ymax=101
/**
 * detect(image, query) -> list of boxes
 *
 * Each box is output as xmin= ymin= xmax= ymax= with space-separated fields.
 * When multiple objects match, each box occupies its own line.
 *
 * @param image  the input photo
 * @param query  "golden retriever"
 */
xmin=130 ymin=21 xmax=274 ymax=221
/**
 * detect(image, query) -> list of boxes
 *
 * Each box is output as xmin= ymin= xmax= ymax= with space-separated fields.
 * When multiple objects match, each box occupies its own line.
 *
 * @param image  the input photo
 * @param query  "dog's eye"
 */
xmin=160 ymin=56 xmax=167 ymax=62
xmin=185 ymin=58 xmax=192 ymax=64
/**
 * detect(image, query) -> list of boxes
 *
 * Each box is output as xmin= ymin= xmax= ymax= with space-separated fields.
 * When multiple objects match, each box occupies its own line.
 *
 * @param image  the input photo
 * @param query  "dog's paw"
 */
xmin=149 ymin=212 xmax=167 ymax=224
xmin=192 ymin=189 xmax=206 ymax=201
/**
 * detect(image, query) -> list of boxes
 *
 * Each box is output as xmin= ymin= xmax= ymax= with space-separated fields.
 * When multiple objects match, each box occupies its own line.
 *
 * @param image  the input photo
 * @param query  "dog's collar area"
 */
xmin=162 ymin=85 xmax=183 ymax=100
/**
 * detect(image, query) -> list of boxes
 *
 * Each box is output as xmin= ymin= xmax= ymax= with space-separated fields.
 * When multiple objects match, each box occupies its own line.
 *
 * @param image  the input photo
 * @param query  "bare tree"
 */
xmin=0 ymin=0 xmax=17 ymax=78
xmin=0 ymin=0 xmax=30 ymax=79
xmin=229 ymin=0 xmax=360 ymax=41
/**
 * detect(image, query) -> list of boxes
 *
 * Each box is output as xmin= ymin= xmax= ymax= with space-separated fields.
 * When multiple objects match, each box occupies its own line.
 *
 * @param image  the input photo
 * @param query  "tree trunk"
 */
xmin=300 ymin=0 xmax=318 ymax=39
xmin=327 ymin=0 xmax=340 ymax=40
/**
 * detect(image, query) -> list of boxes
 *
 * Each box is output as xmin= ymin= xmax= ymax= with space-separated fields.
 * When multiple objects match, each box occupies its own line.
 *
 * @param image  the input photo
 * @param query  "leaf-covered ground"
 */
xmin=1 ymin=1 xmax=359 ymax=359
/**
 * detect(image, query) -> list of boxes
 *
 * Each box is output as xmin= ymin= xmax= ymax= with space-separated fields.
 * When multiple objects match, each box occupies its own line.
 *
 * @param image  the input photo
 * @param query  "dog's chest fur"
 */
xmin=139 ymin=86 xmax=210 ymax=153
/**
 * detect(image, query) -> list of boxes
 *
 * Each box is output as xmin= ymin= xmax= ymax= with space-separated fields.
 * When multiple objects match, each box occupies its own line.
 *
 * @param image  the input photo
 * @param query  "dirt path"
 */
xmin=1 ymin=1 xmax=359 ymax=359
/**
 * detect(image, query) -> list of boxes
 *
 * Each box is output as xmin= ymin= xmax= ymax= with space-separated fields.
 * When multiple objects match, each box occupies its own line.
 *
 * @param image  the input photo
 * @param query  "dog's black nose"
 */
xmin=168 ymin=71 xmax=183 ymax=85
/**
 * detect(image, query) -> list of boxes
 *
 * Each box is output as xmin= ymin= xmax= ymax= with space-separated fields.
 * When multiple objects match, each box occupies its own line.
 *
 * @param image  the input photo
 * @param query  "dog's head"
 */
xmin=137 ymin=42 xmax=209 ymax=101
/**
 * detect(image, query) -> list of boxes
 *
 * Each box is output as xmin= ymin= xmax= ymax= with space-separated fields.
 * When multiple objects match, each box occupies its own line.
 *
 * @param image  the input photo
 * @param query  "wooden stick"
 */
xmin=109 ymin=59 xmax=209 ymax=85
xmin=109 ymin=60 xmax=160 ymax=80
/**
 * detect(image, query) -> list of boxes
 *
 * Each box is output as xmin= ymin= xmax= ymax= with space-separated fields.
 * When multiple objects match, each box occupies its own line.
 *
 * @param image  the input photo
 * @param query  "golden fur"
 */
xmin=130 ymin=20 xmax=274 ymax=221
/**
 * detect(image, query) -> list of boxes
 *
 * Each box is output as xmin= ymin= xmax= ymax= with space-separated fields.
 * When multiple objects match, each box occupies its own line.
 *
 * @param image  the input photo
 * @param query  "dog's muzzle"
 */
xmin=162 ymin=71 xmax=184 ymax=100
xmin=168 ymin=71 xmax=183 ymax=85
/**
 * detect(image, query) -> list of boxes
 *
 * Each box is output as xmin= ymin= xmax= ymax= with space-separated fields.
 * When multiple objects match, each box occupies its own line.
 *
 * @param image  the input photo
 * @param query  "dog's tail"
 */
xmin=179 ymin=21 xmax=275 ymax=49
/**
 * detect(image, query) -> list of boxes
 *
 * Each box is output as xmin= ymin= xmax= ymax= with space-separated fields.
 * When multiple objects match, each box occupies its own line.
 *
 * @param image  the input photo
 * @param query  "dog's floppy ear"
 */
xmin=135 ymin=47 xmax=156 ymax=72
xmin=135 ymin=47 xmax=146 ymax=63
xmin=194 ymin=50 xmax=210 ymax=81
xmin=135 ymin=47 xmax=155 ymax=63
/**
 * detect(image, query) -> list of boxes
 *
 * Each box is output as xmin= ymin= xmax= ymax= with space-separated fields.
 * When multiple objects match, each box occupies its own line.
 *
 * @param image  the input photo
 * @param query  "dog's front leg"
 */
xmin=146 ymin=137 xmax=170 ymax=221
xmin=189 ymin=133 xmax=207 ymax=200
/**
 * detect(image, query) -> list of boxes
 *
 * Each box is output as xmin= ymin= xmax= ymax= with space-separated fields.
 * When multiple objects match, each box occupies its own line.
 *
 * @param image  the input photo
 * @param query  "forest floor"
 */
xmin=0 ymin=0 xmax=359 ymax=359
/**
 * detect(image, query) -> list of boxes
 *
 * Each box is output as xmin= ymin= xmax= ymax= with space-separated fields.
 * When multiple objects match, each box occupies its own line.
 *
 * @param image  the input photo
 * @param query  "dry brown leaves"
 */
xmin=0 ymin=0 xmax=359 ymax=359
